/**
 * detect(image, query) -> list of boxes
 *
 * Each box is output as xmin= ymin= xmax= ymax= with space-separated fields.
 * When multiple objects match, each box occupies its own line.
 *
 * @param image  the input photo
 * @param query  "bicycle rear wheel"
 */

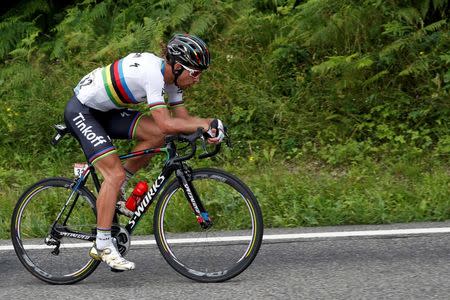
xmin=11 ymin=177 xmax=100 ymax=284
xmin=154 ymin=168 xmax=263 ymax=282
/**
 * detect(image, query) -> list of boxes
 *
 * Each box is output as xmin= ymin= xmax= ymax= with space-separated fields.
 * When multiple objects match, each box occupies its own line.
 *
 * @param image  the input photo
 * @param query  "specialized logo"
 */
xmin=59 ymin=231 xmax=91 ymax=240
xmin=72 ymin=113 xmax=107 ymax=147
xmin=184 ymin=183 xmax=200 ymax=214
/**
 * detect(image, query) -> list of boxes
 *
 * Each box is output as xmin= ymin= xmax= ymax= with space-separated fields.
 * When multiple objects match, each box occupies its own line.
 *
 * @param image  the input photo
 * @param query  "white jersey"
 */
xmin=74 ymin=53 xmax=183 ymax=112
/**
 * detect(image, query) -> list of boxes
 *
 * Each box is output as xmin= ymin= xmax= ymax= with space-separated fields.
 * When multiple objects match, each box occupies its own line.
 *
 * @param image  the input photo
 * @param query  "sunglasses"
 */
xmin=181 ymin=64 xmax=202 ymax=78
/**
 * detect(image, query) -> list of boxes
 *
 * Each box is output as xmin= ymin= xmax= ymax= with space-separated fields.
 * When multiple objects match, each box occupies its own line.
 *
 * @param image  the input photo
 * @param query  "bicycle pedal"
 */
xmin=110 ymin=267 xmax=125 ymax=273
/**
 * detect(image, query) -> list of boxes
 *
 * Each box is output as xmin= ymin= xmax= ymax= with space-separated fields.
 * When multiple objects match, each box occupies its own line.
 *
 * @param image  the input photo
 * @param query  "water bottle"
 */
xmin=125 ymin=181 xmax=149 ymax=211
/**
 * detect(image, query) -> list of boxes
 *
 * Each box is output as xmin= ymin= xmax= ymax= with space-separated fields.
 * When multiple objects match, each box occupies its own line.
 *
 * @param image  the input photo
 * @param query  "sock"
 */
xmin=119 ymin=168 xmax=134 ymax=198
xmin=96 ymin=228 xmax=112 ymax=250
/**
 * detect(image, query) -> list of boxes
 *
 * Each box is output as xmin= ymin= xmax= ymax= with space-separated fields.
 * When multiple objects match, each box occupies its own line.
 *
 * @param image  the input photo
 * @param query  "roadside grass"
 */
xmin=0 ymin=168 xmax=41 ymax=239
xmin=241 ymin=159 xmax=450 ymax=228
xmin=1 ymin=155 xmax=449 ymax=240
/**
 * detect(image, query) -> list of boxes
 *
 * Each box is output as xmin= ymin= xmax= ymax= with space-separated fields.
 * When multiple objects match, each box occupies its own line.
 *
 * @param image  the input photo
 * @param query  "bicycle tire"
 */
xmin=154 ymin=168 xmax=263 ymax=282
xmin=11 ymin=177 xmax=100 ymax=284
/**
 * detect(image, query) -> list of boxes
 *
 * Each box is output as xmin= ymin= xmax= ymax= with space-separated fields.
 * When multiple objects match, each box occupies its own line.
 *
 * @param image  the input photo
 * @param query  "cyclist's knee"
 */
xmin=138 ymin=132 xmax=165 ymax=147
xmin=135 ymin=116 xmax=164 ymax=143
xmin=95 ymin=156 xmax=126 ymax=188
xmin=105 ymin=168 xmax=126 ymax=188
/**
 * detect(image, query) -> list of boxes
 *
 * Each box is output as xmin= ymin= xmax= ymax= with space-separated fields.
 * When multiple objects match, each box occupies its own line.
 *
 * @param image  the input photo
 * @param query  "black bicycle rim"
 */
xmin=154 ymin=168 xmax=263 ymax=282
xmin=11 ymin=177 xmax=100 ymax=284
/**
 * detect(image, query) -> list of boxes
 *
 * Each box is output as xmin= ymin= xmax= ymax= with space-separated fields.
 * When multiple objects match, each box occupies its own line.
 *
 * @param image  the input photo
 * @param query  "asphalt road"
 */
xmin=1 ymin=222 xmax=450 ymax=300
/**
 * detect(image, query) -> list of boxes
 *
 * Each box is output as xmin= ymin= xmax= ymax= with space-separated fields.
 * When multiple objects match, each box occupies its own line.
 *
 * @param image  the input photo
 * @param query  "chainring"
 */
xmin=111 ymin=225 xmax=131 ymax=256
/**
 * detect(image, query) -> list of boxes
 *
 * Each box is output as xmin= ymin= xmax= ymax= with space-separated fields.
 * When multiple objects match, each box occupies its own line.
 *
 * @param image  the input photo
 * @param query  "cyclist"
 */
xmin=64 ymin=34 xmax=225 ymax=271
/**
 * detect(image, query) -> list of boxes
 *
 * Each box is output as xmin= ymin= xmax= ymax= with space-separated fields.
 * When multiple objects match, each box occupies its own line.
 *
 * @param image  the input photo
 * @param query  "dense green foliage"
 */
xmin=0 ymin=0 xmax=449 ymax=238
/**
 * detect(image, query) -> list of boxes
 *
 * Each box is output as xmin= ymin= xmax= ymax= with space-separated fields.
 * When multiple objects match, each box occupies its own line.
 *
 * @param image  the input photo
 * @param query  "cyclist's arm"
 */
xmin=171 ymin=106 xmax=213 ymax=125
xmin=150 ymin=107 xmax=210 ymax=135
xmin=171 ymin=106 xmax=222 ymax=144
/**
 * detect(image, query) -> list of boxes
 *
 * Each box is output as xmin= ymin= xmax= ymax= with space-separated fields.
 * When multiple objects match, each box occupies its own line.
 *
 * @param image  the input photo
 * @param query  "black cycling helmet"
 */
xmin=166 ymin=34 xmax=210 ymax=71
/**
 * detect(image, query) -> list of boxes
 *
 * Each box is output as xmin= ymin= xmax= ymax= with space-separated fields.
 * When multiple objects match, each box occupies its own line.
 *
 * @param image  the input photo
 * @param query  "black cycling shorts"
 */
xmin=64 ymin=95 xmax=144 ymax=164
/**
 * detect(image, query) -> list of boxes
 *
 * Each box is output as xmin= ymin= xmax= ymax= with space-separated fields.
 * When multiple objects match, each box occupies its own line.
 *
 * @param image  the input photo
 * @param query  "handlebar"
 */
xmin=165 ymin=128 xmax=228 ymax=163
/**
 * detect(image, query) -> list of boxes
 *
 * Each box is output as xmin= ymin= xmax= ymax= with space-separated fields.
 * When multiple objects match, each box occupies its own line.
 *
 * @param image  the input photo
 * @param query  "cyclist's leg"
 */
xmin=90 ymin=154 xmax=135 ymax=270
xmin=92 ymin=109 xmax=165 ymax=173
xmin=92 ymin=109 xmax=164 ymax=216
xmin=64 ymin=96 xmax=134 ymax=270
xmin=124 ymin=114 xmax=165 ymax=173
xmin=93 ymin=154 xmax=125 ymax=229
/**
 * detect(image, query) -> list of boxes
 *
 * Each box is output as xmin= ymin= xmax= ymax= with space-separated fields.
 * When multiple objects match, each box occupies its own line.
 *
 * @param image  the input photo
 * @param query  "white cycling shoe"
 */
xmin=89 ymin=244 xmax=135 ymax=271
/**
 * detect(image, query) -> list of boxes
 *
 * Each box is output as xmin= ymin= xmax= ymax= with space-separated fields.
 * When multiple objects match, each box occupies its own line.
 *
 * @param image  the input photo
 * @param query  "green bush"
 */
xmin=0 ymin=0 xmax=449 ymax=238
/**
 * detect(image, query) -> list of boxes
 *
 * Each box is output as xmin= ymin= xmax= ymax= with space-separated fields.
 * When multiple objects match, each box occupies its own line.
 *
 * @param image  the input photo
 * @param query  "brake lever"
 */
xmin=224 ymin=132 xmax=232 ymax=148
xmin=198 ymin=128 xmax=231 ymax=159
xmin=198 ymin=135 xmax=213 ymax=159
xmin=200 ymin=135 xmax=208 ymax=152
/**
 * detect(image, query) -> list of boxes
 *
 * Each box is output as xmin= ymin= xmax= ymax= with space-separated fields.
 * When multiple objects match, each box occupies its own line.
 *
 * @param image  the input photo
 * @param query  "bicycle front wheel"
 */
xmin=11 ymin=177 xmax=100 ymax=284
xmin=154 ymin=168 xmax=263 ymax=282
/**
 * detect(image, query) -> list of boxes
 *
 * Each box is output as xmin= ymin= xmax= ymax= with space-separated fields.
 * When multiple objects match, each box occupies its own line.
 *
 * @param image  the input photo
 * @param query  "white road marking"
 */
xmin=2 ymin=227 xmax=450 ymax=251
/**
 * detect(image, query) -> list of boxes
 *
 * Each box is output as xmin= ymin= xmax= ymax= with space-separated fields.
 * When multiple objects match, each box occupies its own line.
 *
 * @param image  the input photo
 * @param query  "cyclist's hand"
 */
xmin=206 ymin=119 xmax=226 ymax=144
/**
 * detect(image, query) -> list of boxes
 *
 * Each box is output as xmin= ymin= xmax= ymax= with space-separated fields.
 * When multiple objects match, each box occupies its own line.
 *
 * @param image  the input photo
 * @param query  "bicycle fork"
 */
xmin=176 ymin=169 xmax=213 ymax=229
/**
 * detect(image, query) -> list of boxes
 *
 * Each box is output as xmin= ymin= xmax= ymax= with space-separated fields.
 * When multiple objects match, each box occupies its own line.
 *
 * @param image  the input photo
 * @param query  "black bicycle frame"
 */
xmin=53 ymin=139 xmax=210 ymax=242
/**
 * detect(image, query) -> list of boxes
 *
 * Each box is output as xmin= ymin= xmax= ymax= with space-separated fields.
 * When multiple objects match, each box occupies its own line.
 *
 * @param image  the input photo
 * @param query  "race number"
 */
xmin=73 ymin=163 xmax=88 ymax=177
xmin=74 ymin=71 xmax=95 ymax=94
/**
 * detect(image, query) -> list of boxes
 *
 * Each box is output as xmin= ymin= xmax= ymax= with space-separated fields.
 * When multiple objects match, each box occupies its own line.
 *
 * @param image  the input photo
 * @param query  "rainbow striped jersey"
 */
xmin=74 ymin=53 xmax=183 ymax=112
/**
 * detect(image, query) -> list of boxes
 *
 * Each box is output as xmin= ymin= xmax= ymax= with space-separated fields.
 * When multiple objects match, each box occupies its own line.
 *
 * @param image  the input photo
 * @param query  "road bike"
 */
xmin=10 ymin=124 xmax=263 ymax=284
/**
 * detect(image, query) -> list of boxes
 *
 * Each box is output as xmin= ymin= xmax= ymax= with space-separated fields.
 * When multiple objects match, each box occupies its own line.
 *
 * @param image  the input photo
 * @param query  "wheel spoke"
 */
xmin=155 ymin=169 xmax=263 ymax=282
xmin=11 ymin=178 xmax=100 ymax=284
